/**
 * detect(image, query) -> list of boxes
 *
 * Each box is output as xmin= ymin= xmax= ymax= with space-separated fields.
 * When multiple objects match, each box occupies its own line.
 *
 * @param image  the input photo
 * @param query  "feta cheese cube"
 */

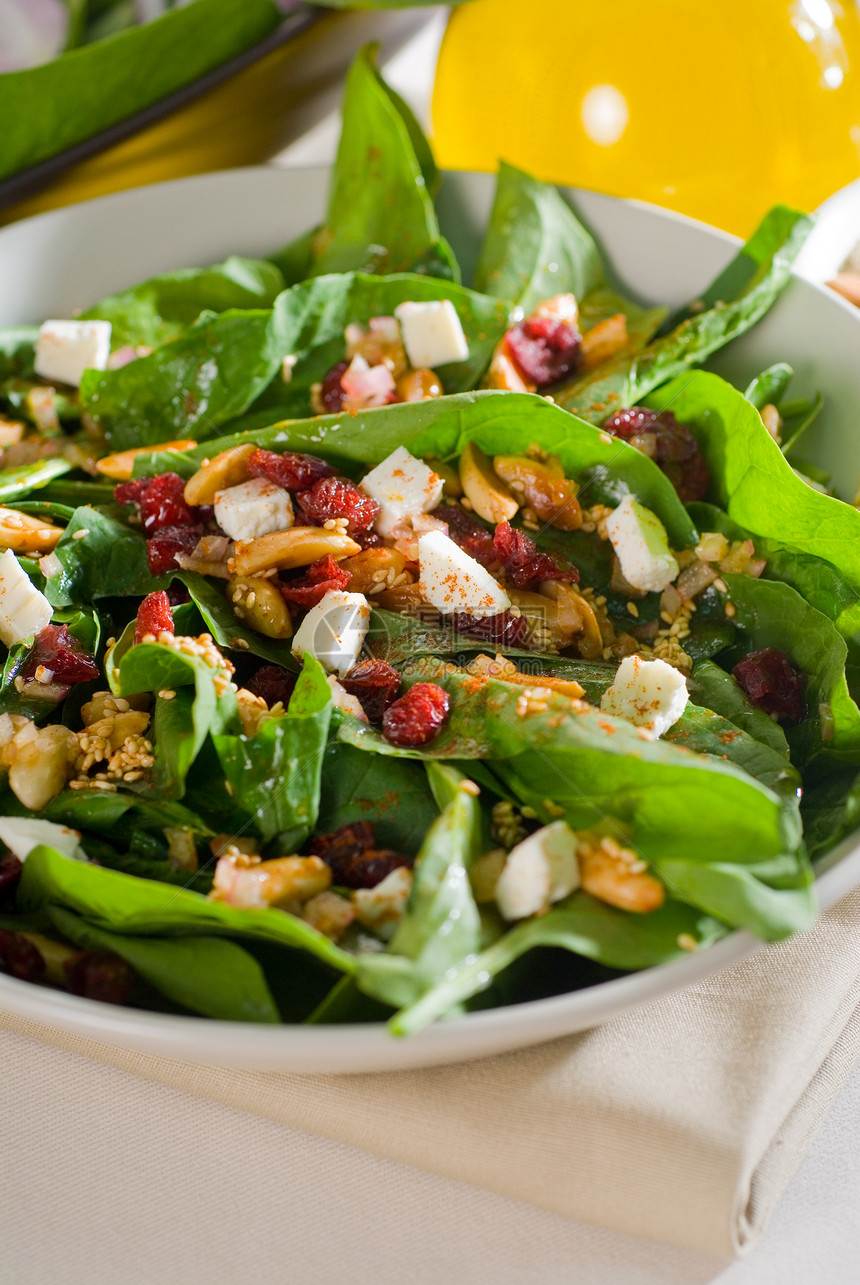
xmin=292 ymin=590 xmax=371 ymax=677
xmin=353 ymin=866 xmax=413 ymax=940
xmin=604 ymin=495 xmax=680 ymax=593
xmin=495 ymin=821 xmax=579 ymax=921
xmin=0 ymin=817 xmax=86 ymax=864
xmin=600 ymin=654 xmax=689 ymax=738
xmin=214 ymin=477 xmax=293 ymax=542
xmin=360 ymin=446 xmax=444 ymax=537
xmin=327 ymin=675 xmax=368 ymax=720
xmin=418 ymin=529 xmax=510 ymax=618
xmin=0 ymin=548 xmax=52 ymax=646
xmin=34 ymin=319 xmax=112 ymax=387
xmin=394 ymin=300 xmax=469 ymax=369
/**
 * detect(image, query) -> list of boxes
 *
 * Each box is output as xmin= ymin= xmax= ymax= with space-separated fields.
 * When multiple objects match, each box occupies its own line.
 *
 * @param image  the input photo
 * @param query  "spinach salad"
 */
xmin=0 ymin=47 xmax=856 ymax=1036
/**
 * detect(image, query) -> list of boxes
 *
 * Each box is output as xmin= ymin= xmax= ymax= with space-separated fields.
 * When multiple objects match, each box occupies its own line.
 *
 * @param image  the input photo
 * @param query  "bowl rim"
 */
xmin=0 ymin=162 xmax=858 ymax=1070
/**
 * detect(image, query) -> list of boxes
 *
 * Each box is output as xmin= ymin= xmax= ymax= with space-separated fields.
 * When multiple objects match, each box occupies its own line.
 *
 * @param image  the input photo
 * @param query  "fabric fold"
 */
xmin=3 ymin=887 xmax=859 ymax=1258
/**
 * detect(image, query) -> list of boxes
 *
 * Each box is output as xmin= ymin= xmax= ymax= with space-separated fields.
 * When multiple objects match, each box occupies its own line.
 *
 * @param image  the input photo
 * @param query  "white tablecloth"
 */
xmin=4 ymin=15 xmax=859 ymax=1282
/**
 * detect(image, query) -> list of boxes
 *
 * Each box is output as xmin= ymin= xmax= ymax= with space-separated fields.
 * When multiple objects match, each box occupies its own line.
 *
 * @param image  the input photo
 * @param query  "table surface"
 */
xmin=5 ymin=14 xmax=860 ymax=1283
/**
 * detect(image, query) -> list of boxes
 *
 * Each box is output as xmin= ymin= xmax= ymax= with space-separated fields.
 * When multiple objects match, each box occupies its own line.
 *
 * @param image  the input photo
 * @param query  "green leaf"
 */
xmin=307 ymin=44 xmax=457 ymax=281
xmin=212 ymin=655 xmax=332 ymax=845
xmin=316 ymin=740 xmax=440 ymax=853
xmin=356 ymin=784 xmax=482 ymax=1011
xmin=81 ymin=304 xmax=293 ymax=450
xmin=44 ymin=506 xmax=164 ymax=607
xmin=81 ymin=256 xmax=286 ymax=349
xmin=474 ymin=161 xmax=605 ymax=311
xmin=689 ymin=658 xmax=790 ymax=757
xmin=387 ymin=898 xmax=727 ymax=1036
xmin=744 ymin=363 xmax=793 ymax=411
xmin=143 ymin=390 xmax=697 ymax=549
xmin=0 ymin=459 xmax=72 ymax=502
xmin=17 ymin=845 xmax=354 ymax=976
xmin=651 ymin=372 xmax=860 ymax=595
xmin=47 ymin=905 xmax=280 ymax=1023
xmin=665 ymin=704 xmax=800 ymax=800
xmin=554 ymin=206 xmax=812 ymax=422
xmin=0 ymin=0 xmax=281 ymax=182
xmin=724 ymin=573 xmax=860 ymax=765
xmin=177 ymin=571 xmax=298 ymax=668
xmin=800 ymin=768 xmax=860 ymax=861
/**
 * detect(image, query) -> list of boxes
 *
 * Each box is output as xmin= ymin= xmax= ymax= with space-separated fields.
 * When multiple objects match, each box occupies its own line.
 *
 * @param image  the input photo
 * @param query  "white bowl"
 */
xmin=1 ymin=167 xmax=859 ymax=1073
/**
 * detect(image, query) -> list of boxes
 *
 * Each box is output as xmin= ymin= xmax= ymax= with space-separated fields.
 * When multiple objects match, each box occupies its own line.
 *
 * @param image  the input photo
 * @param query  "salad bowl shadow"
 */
xmin=0 ymin=166 xmax=858 ymax=1073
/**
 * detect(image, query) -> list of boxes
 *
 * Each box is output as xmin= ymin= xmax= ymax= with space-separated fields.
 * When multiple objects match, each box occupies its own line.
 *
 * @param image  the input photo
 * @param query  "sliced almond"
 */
xmin=96 ymin=440 xmax=197 ymax=482
xmin=183 ymin=443 xmax=256 ymax=506
xmin=0 ymin=506 xmax=63 ymax=554
xmin=229 ymin=527 xmax=360 ymax=577
xmin=458 ymin=441 xmax=519 ymax=524
xmin=579 ymin=313 xmax=629 ymax=370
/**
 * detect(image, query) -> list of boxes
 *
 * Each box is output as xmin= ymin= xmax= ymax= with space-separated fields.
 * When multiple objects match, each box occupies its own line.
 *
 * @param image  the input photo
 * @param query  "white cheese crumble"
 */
xmin=0 ymin=817 xmax=86 ymax=864
xmin=393 ymin=300 xmax=469 ymax=369
xmin=34 ymin=319 xmax=112 ymax=387
xmin=600 ymin=654 xmax=689 ymax=738
xmin=0 ymin=548 xmax=52 ymax=646
xmin=495 ymin=821 xmax=579 ymax=920
xmin=291 ymin=589 xmax=371 ymax=678
xmin=213 ymin=477 xmax=294 ymax=542
xmin=604 ymin=495 xmax=680 ymax=593
xmin=418 ymin=529 xmax=510 ymax=618
xmin=360 ymin=446 xmax=444 ymax=537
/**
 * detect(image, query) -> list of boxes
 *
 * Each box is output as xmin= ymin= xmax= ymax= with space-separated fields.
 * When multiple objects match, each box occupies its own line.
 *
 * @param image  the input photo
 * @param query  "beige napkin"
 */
xmin=4 ymin=887 xmax=860 ymax=1259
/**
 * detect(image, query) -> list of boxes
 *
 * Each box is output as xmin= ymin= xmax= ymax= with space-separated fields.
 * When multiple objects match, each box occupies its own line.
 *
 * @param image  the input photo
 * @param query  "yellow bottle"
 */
xmin=432 ymin=0 xmax=860 ymax=235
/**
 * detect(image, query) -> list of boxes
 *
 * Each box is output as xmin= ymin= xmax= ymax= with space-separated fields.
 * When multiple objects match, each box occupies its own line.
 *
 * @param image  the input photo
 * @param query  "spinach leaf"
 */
xmin=250 ymin=272 xmax=512 ymax=416
xmin=0 ymin=459 xmax=71 ymax=502
xmin=800 ymin=768 xmax=860 ymax=861
xmin=212 ymin=656 xmax=332 ymax=846
xmin=688 ymin=501 xmax=860 ymax=653
xmin=474 ymin=161 xmax=605 ymax=311
xmin=355 ymin=778 xmax=482 ymax=1011
xmin=724 ymin=574 xmax=860 ymax=765
xmin=472 ymin=162 xmax=665 ymax=355
xmin=44 ymin=506 xmax=164 ymax=607
xmin=554 ymin=207 xmax=812 ymax=422
xmin=47 ymin=906 xmax=280 ymax=1023
xmin=340 ymin=663 xmax=809 ymax=938
xmin=145 ymin=391 xmax=697 ymax=549
xmin=387 ymin=898 xmax=727 ymax=1036
xmin=305 ymin=44 xmax=457 ymax=281
xmin=654 ymin=373 xmax=860 ymax=594
xmin=80 ymin=305 xmax=293 ymax=450
xmin=81 ymin=256 xmax=286 ymax=349
xmin=665 ymin=704 xmax=800 ymax=800
xmin=18 ymin=845 xmax=353 ymax=976
xmin=689 ymin=658 xmax=790 ymax=756
xmin=177 ymin=571 xmax=298 ymax=668
xmin=744 ymin=363 xmax=794 ymax=411
xmin=317 ymin=740 xmax=439 ymax=854
xmin=0 ymin=0 xmax=281 ymax=182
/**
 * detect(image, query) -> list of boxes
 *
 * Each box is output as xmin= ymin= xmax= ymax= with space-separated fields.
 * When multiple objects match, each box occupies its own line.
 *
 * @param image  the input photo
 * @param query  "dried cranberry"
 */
xmin=433 ymin=503 xmax=495 ymax=565
xmin=134 ymin=590 xmax=175 ymax=645
xmin=280 ymin=555 xmax=352 ymax=608
xmin=341 ymin=659 xmax=401 ymax=722
xmin=733 ymin=648 xmax=807 ymax=724
xmin=382 ymin=682 xmax=450 ymax=748
xmin=115 ymin=472 xmax=201 ymax=534
xmin=493 ymin=521 xmax=579 ymax=590
xmin=451 ymin=610 xmax=530 ymax=648
xmin=297 ymin=476 xmax=380 ymax=535
xmin=0 ymin=928 xmax=45 ymax=982
xmin=247 ymin=448 xmax=338 ymax=493
xmin=20 ymin=624 xmax=99 ymax=685
xmin=0 ymin=852 xmax=22 ymax=904
xmin=506 ymin=317 xmax=582 ymax=387
xmin=309 ymin=822 xmax=412 ymax=889
xmin=167 ymin=583 xmax=191 ymax=607
xmin=145 ymin=525 xmax=202 ymax=576
xmin=245 ymin=664 xmax=297 ymax=709
xmin=354 ymin=529 xmax=383 ymax=550
xmin=64 ymin=951 xmax=133 ymax=1005
xmin=318 ymin=361 xmax=350 ymax=414
xmin=114 ymin=479 xmax=145 ymax=507
xmin=602 ymin=407 xmax=710 ymax=503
